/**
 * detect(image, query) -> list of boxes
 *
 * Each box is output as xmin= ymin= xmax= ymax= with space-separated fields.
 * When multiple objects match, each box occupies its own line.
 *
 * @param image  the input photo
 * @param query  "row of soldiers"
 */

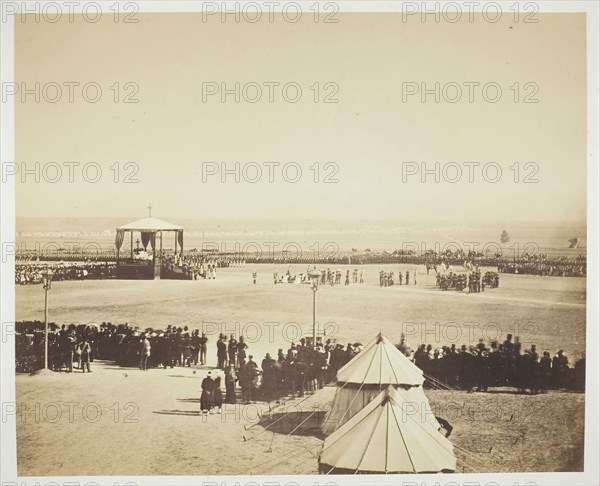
xmin=497 ymin=261 xmax=586 ymax=277
xmin=408 ymin=334 xmax=584 ymax=393
xmin=15 ymin=262 xmax=116 ymax=285
xmin=379 ymin=270 xmax=417 ymax=287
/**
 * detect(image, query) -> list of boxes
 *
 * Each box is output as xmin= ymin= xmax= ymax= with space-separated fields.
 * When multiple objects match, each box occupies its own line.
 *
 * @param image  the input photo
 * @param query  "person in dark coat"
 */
xmin=552 ymin=350 xmax=569 ymax=388
xmin=217 ymin=335 xmax=227 ymax=370
xmin=228 ymin=335 xmax=238 ymax=367
xmin=237 ymin=336 xmax=248 ymax=368
xmin=539 ymin=351 xmax=552 ymax=392
xmin=199 ymin=332 xmax=208 ymax=365
xmin=239 ymin=362 xmax=256 ymax=404
xmin=201 ymin=371 xmax=216 ymax=413
xmin=261 ymin=353 xmax=277 ymax=402
xmin=225 ymin=364 xmax=238 ymax=404
xmin=213 ymin=375 xmax=223 ymax=412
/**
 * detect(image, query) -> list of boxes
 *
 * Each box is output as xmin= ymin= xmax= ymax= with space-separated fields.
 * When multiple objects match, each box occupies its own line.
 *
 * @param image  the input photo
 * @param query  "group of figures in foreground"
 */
xmin=16 ymin=322 xmax=585 ymax=397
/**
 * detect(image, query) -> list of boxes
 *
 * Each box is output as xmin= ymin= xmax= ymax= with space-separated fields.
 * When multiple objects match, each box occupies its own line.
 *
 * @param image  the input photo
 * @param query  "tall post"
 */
xmin=43 ymin=284 xmax=49 ymax=370
xmin=312 ymin=286 xmax=316 ymax=349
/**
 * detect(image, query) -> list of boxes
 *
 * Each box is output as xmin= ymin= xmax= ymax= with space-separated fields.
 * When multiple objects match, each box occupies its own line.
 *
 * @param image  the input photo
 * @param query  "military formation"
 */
xmin=379 ymin=269 xmax=417 ymax=287
xmin=435 ymin=269 xmax=499 ymax=292
xmin=497 ymin=260 xmax=585 ymax=277
xmin=15 ymin=262 xmax=115 ymax=285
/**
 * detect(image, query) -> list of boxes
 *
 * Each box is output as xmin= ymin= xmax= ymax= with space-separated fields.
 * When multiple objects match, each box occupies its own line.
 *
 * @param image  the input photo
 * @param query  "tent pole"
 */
xmin=152 ymin=231 xmax=156 ymax=267
xmin=130 ymin=231 xmax=133 ymax=259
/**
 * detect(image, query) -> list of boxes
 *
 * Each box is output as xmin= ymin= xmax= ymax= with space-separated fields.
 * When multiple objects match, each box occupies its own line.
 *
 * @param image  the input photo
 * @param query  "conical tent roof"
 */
xmin=319 ymin=385 xmax=456 ymax=474
xmin=336 ymin=332 xmax=424 ymax=386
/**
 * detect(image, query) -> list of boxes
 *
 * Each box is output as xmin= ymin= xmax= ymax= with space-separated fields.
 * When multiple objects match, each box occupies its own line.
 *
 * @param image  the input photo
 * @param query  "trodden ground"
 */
xmin=14 ymin=263 xmax=586 ymax=475
xmin=15 ymin=361 xmax=584 ymax=475
xmin=16 ymin=263 xmax=587 ymax=359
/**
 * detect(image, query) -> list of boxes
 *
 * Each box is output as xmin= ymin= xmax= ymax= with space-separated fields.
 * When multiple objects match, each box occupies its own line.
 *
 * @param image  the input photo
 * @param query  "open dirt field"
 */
xmin=16 ymin=264 xmax=587 ymax=359
xmin=14 ymin=264 xmax=586 ymax=475
xmin=15 ymin=362 xmax=585 ymax=476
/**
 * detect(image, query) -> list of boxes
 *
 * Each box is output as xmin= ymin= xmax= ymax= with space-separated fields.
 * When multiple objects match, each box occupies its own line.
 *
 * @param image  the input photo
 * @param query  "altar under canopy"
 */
xmin=115 ymin=217 xmax=183 ymax=279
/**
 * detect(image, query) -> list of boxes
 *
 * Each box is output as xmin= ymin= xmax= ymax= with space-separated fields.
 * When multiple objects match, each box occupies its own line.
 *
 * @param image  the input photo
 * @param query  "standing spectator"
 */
xmin=217 ymin=335 xmax=227 ymax=370
xmin=540 ymin=351 xmax=552 ymax=392
xmin=140 ymin=335 xmax=151 ymax=371
xmin=237 ymin=336 xmax=248 ymax=368
xmin=227 ymin=335 xmax=238 ymax=367
xmin=80 ymin=339 xmax=92 ymax=373
xmin=225 ymin=364 xmax=238 ymax=404
xmin=201 ymin=371 xmax=216 ymax=414
xmin=199 ymin=332 xmax=208 ymax=365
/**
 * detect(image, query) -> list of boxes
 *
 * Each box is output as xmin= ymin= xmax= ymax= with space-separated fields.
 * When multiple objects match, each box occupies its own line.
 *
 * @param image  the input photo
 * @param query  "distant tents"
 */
xmin=321 ymin=332 xmax=441 ymax=436
xmin=569 ymin=238 xmax=580 ymax=249
xmin=319 ymin=385 xmax=456 ymax=474
xmin=319 ymin=332 xmax=455 ymax=474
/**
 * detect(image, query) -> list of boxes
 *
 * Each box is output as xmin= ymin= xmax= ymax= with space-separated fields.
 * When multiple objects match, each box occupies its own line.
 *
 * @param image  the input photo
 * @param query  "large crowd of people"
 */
xmin=400 ymin=334 xmax=585 ymax=393
xmin=16 ymin=321 xmax=584 ymax=400
xmin=497 ymin=259 xmax=585 ymax=277
xmin=15 ymin=262 xmax=116 ymax=285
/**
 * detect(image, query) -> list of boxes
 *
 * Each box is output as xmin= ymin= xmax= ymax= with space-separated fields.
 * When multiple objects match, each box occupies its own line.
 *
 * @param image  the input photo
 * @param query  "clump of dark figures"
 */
xmin=402 ymin=334 xmax=585 ymax=394
xmin=435 ymin=270 xmax=499 ymax=292
xmin=17 ymin=322 xmax=585 ymax=401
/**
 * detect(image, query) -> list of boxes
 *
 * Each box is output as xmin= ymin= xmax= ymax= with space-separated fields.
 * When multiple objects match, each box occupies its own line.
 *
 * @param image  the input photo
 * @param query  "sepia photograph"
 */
xmin=0 ymin=2 xmax=598 ymax=486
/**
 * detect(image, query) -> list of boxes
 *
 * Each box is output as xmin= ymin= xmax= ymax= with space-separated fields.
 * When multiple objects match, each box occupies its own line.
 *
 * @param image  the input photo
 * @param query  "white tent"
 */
xmin=336 ymin=332 xmax=424 ymax=386
xmin=319 ymin=385 xmax=456 ymax=474
xmin=322 ymin=332 xmax=440 ymax=434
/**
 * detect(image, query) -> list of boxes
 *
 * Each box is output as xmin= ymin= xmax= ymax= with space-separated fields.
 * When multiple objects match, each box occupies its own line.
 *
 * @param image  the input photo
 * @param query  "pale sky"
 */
xmin=15 ymin=13 xmax=587 ymax=222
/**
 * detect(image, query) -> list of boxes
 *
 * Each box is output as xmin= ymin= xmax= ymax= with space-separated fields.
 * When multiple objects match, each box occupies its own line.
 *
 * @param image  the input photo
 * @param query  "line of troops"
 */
xmin=497 ymin=261 xmax=586 ymax=277
xmin=379 ymin=269 xmax=417 ymax=287
xmin=271 ymin=267 xmax=367 ymax=286
xmin=15 ymin=262 xmax=116 ymax=285
xmin=436 ymin=270 xmax=499 ymax=292
xmin=318 ymin=268 xmax=365 ymax=286
xmin=162 ymin=254 xmax=222 ymax=280
xmin=407 ymin=334 xmax=585 ymax=393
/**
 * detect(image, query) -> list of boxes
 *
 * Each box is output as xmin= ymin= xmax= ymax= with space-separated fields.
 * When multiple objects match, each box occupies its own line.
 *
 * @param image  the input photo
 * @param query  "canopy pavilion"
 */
xmin=114 ymin=216 xmax=184 ymax=279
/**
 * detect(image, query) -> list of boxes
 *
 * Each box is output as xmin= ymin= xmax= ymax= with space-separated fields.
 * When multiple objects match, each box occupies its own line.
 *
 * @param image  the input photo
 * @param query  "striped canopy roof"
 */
xmin=336 ymin=332 xmax=424 ymax=386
